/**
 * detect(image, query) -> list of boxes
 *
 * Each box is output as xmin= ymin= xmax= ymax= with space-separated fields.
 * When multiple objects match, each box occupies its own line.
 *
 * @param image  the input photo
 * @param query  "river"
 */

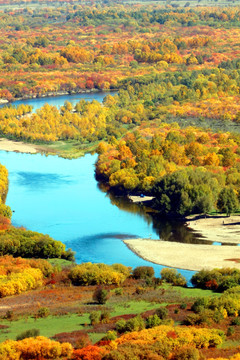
xmin=1 ymin=91 xmax=112 ymax=112
xmin=0 ymin=92 xmax=196 ymax=284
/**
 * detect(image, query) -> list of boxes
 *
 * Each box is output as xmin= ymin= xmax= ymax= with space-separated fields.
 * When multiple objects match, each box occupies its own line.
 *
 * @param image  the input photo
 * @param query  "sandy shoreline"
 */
xmin=187 ymin=215 xmax=240 ymax=244
xmin=124 ymin=215 xmax=240 ymax=271
xmin=0 ymin=138 xmax=40 ymax=154
xmin=124 ymin=239 xmax=240 ymax=271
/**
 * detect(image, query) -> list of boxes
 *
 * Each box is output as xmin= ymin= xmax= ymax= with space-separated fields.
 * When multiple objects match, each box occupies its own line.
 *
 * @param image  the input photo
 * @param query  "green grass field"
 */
xmin=0 ymin=284 xmax=220 ymax=343
xmin=47 ymin=258 xmax=74 ymax=268
xmin=110 ymin=300 xmax=167 ymax=318
xmin=0 ymin=300 xmax=169 ymax=342
xmin=163 ymin=284 xmax=221 ymax=298
xmin=0 ymin=314 xmax=90 ymax=342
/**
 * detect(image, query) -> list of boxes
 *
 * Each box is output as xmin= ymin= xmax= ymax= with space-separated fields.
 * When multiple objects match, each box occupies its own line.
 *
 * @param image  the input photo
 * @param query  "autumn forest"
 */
xmin=1 ymin=0 xmax=240 ymax=359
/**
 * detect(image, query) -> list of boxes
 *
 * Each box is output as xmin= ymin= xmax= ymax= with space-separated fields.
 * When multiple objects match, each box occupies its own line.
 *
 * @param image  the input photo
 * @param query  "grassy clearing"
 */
xmin=0 ymin=314 xmax=90 ymax=342
xmin=89 ymin=333 xmax=106 ymax=344
xmin=47 ymin=258 xmax=74 ymax=268
xmin=162 ymin=283 xmax=221 ymax=298
xmin=110 ymin=300 xmax=167 ymax=317
xmin=221 ymin=339 xmax=240 ymax=349
xmin=38 ymin=141 xmax=85 ymax=159
xmin=35 ymin=139 xmax=99 ymax=159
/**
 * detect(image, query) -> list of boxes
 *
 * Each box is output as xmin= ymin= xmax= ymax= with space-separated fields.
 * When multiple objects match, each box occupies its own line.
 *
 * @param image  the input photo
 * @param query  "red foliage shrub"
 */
xmin=72 ymin=345 xmax=107 ymax=360
xmin=205 ymin=280 xmax=218 ymax=290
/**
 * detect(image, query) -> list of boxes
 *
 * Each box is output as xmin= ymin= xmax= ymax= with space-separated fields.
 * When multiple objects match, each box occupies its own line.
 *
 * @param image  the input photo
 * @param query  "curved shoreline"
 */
xmin=1 ymin=88 xmax=116 ymax=105
xmin=186 ymin=214 xmax=240 ymax=244
xmin=0 ymin=138 xmax=40 ymax=154
xmin=123 ymin=238 xmax=240 ymax=271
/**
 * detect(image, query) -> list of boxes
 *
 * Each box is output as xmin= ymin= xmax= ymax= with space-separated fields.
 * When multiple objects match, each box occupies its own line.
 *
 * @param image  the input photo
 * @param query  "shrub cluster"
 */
xmin=0 ymin=268 xmax=43 ymax=298
xmin=132 ymin=266 xmax=155 ymax=279
xmin=161 ymin=268 xmax=187 ymax=286
xmin=89 ymin=310 xmax=111 ymax=326
xmin=0 ymin=256 xmax=55 ymax=298
xmin=116 ymin=308 xmax=170 ymax=334
xmin=190 ymin=291 xmax=240 ymax=320
xmin=103 ymin=325 xmax=224 ymax=360
xmin=0 ymin=336 xmax=72 ymax=360
xmin=0 ymin=227 xmax=75 ymax=260
xmin=16 ymin=329 xmax=40 ymax=341
xmin=116 ymin=315 xmax=146 ymax=334
xmin=191 ymin=268 xmax=240 ymax=292
xmin=93 ymin=287 xmax=109 ymax=304
xmin=69 ymin=263 xmax=131 ymax=286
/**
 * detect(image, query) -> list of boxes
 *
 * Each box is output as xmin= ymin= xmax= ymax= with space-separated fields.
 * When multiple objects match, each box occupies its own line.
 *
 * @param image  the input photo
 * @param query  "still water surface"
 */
xmin=3 ymin=91 xmax=112 ymax=112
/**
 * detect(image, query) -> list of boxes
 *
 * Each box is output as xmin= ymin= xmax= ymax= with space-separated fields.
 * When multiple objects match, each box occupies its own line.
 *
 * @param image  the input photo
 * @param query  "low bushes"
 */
xmin=0 ymin=227 xmax=75 ymax=260
xmin=115 ymin=315 xmax=145 ymax=333
xmin=0 ymin=336 xmax=72 ymax=359
xmin=132 ymin=266 xmax=154 ymax=280
xmin=69 ymin=263 xmax=130 ymax=286
xmin=16 ymin=329 xmax=40 ymax=341
xmin=190 ymin=292 xmax=240 ymax=320
xmin=72 ymin=345 xmax=107 ymax=360
xmin=0 ymin=268 xmax=43 ymax=298
xmin=0 ymin=256 xmax=56 ymax=298
xmin=93 ymin=287 xmax=109 ymax=304
xmin=89 ymin=310 xmax=111 ymax=325
xmin=160 ymin=268 xmax=187 ymax=286
xmin=103 ymin=325 xmax=224 ymax=360
xmin=191 ymin=268 xmax=240 ymax=292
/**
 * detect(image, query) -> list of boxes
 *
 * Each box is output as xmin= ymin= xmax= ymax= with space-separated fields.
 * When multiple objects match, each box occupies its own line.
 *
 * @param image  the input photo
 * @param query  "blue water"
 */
xmin=0 ymin=150 xmax=195 ymax=284
xmin=1 ymin=91 xmax=113 ymax=112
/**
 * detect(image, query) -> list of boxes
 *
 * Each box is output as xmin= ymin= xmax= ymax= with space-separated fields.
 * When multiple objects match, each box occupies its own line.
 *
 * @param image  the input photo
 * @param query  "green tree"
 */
xmin=217 ymin=187 xmax=239 ymax=216
xmin=93 ymin=287 xmax=109 ymax=304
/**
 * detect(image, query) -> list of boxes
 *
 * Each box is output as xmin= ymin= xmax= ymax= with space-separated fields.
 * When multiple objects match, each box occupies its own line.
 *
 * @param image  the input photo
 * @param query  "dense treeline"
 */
xmin=1 ymin=4 xmax=240 ymax=99
xmin=0 ymin=163 xmax=8 ymax=202
xmin=96 ymin=120 xmax=240 ymax=216
xmin=0 ymin=101 xmax=110 ymax=142
xmin=0 ymin=163 xmax=10 ymax=221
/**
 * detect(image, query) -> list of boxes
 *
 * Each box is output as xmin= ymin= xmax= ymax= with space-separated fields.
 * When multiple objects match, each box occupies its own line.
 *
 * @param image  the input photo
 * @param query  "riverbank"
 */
xmin=0 ymin=137 xmax=98 ymax=159
xmin=12 ymin=88 xmax=102 ymax=102
xmin=0 ymin=138 xmax=39 ymax=154
xmin=1 ymin=88 xmax=115 ymax=105
xmin=186 ymin=214 xmax=240 ymax=244
xmin=123 ymin=239 xmax=240 ymax=271
xmin=0 ymin=99 xmax=8 ymax=104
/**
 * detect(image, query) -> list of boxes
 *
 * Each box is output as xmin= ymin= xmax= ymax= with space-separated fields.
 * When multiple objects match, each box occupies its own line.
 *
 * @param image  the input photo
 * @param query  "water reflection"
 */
xmin=100 ymin=186 xmax=215 ymax=245
xmin=151 ymin=215 xmax=213 ymax=245
xmin=16 ymin=171 xmax=72 ymax=190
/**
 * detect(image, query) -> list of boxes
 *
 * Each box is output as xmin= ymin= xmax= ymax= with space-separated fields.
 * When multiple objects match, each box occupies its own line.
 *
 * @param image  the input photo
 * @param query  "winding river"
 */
xmin=0 ymin=92 xmax=197 ymax=283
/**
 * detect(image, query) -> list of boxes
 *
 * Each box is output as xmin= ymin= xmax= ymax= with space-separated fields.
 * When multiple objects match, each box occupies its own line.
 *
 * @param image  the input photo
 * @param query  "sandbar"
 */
xmin=0 ymin=138 xmax=39 ymax=154
xmin=123 ymin=239 xmax=240 ymax=271
xmin=187 ymin=215 xmax=240 ymax=244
